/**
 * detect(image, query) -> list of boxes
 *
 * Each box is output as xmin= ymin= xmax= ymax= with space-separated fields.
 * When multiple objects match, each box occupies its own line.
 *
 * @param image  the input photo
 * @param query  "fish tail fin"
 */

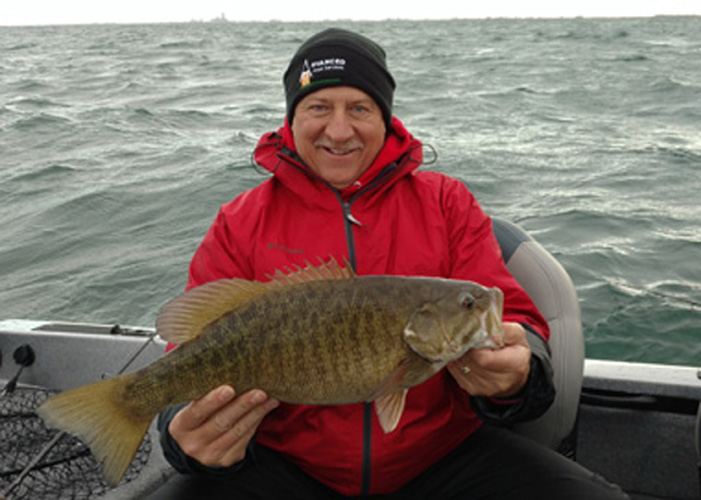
xmin=36 ymin=374 xmax=153 ymax=486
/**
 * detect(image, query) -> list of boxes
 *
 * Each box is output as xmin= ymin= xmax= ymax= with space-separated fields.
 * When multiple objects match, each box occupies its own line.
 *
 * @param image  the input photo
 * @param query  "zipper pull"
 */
xmin=347 ymin=213 xmax=364 ymax=226
xmin=343 ymin=202 xmax=364 ymax=227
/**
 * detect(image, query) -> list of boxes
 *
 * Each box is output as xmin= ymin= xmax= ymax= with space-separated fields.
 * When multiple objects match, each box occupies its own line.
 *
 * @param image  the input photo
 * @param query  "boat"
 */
xmin=1 ymin=219 xmax=699 ymax=499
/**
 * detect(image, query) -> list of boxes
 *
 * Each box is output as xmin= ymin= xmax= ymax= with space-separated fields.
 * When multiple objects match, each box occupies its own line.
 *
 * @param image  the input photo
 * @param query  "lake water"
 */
xmin=1 ymin=17 xmax=699 ymax=366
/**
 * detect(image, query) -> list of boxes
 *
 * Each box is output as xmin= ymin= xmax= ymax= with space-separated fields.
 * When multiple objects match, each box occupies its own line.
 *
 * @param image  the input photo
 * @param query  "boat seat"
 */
xmin=492 ymin=217 xmax=585 ymax=455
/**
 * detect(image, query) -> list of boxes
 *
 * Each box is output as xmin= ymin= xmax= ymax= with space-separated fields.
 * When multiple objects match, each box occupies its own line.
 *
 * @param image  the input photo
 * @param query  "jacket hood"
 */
xmin=253 ymin=116 xmax=424 ymax=202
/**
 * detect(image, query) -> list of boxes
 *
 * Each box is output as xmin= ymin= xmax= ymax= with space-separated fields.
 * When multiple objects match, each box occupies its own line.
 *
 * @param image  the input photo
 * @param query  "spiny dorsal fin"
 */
xmin=157 ymin=279 xmax=269 ymax=345
xmin=266 ymin=256 xmax=355 ymax=287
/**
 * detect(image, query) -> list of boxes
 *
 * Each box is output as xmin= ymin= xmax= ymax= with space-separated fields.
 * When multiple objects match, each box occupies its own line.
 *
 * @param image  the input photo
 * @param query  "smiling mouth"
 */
xmin=317 ymin=141 xmax=362 ymax=157
xmin=323 ymin=147 xmax=358 ymax=157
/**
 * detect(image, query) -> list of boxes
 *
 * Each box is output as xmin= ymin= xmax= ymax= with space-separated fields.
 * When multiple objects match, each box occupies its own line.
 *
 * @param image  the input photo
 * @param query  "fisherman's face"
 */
xmin=292 ymin=86 xmax=386 ymax=190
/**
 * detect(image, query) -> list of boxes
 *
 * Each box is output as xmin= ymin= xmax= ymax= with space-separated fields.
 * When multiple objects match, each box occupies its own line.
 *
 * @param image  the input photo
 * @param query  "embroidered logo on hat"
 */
xmin=299 ymin=58 xmax=346 ymax=88
xmin=299 ymin=60 xmax=312 ymax=88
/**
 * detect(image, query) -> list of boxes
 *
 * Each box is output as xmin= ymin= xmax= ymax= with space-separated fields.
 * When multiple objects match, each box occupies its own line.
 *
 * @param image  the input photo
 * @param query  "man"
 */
xmin=152 ymin=28 xmax=627 ymax=499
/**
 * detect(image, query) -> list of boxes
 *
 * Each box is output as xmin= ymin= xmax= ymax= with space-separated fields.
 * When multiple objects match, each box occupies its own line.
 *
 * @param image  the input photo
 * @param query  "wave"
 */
xmin=4 ymin=42 xmax=39 ymax=51
xmin=11 ymin=79 xmax=52 ymax=92
xmin=6 ymin=95 xmax=69 ymax=110
xmin=9 ymin=112 xmax=73 ymax=131
xmin=159 ymin=38 xmax=212 ymax=50
xmin=611 ymin=54 xmax=649 ymax=62
xmin=647 ymin=75 xmax=700 ymax=93
xmin=8 ymin=163 xmax=80 ymax=184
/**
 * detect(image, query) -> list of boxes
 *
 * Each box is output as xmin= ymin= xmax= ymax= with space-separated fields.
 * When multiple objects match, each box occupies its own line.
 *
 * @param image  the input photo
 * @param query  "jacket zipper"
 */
xmin=338 ymin=198 xmax=371 ymax=497
xmin=280 ymin=149 xmax=413 ymax=497
xmin=337 ymin=159 xmax=409 ymax=497
xmin=341 ymin=201 xmax=359 ymax=270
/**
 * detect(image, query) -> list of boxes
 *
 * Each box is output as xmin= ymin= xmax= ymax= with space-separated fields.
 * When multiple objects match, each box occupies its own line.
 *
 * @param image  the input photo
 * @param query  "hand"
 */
xmin=168 ymin=385 xmax=279 ymax=468
xmin=447 ymin=322 xmax=531 ymax=398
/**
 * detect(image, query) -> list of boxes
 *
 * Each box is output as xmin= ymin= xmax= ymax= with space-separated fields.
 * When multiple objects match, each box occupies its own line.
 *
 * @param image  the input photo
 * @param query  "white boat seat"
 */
xmin=492 ymin=217 xmax=585 ymax=455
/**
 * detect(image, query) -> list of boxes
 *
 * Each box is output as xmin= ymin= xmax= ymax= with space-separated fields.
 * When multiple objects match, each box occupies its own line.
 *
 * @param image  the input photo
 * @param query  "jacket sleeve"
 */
xmin=187 ymin=203 xmax=254 ymax=289
xmin=442 ymin=178 xmax=555 ymax=423
xmin=469 ymin=326 xmax=556 ymax=424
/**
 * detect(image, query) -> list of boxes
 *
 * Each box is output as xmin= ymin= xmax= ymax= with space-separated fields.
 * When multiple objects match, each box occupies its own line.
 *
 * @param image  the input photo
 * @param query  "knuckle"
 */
xmin=180 ymin=441 xmax=203 ymax=458
xmin=187 ymin=406 xmax=205 ymax=424
xmin=212 ymin=413 xmax=235 ymax=432
xmin=229 ymin=423 xmax=248 ymax=442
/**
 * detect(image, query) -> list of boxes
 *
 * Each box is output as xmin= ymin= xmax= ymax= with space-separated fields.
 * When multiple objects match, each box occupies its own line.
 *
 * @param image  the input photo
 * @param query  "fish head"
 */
xmin=403 ymin=282 xmax=504 ymax=364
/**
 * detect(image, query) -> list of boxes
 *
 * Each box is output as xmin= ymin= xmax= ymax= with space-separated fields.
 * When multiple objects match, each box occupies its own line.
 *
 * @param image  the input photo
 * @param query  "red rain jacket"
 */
xmin=179 ymin=117 xmax=549 ymax=496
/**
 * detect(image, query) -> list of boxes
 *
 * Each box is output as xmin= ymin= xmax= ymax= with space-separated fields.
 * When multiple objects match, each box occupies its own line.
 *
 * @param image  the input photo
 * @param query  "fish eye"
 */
xmin=461 ymin=294 xmax=474 ymax=309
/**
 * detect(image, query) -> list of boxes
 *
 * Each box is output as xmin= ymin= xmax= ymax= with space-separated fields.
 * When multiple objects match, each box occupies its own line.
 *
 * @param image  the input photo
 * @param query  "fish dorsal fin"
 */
xmin=157 ymin=258 xmax=354 ymax=345
xmin=265 ymin=256 xmax=355 ymax=287
xmin=157 ymin=279 xmax=269 ymax=345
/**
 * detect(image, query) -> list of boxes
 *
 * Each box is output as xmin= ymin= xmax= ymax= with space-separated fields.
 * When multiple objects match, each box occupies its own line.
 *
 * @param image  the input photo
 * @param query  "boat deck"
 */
xmin=1 ymin=320 xmax=699 ymax=499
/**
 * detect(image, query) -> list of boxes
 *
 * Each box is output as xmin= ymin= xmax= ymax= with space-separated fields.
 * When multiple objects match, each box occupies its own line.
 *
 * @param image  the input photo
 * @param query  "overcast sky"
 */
xmin=3 ymin=0 xmax=701 ymax=26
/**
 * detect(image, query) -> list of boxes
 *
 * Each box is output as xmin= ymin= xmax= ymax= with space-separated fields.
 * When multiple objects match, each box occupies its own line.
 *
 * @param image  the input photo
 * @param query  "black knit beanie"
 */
xmin=284 ymin=28 xmax=395 ymax=127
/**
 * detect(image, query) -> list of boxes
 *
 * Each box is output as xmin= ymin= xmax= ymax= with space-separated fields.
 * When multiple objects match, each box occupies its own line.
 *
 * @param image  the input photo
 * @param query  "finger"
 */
xmin=467 ymin=340 xmax=530 ymax=372
xmin=215 ymin=421 xmax=259 ymax=466
xmin=175 ymin=385 xmax=236 ymax=431
xmin=217 ymin=397 xmax=280 ymax=465
xmin=195 ymin=392 xmax=280 ymax=467
xmin=209 ymin=389 xmax=268 ymax=434
xmin=501 ymin=322 xmax=528 ymax=347
xmin=457 ymin=348 xmax=497 ymax=374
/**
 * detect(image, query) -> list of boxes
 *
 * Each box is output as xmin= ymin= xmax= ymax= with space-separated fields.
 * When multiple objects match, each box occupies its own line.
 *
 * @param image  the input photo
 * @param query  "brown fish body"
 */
xmin=125 ymin=277 xmax=461 ymax=416
xmin=38 ymin=263 xmax=504 ymax=487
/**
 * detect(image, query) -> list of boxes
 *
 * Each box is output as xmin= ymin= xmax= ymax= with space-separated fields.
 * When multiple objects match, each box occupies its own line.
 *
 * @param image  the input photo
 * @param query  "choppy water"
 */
xmin=1 ymin=17 xmax=699 ymax=366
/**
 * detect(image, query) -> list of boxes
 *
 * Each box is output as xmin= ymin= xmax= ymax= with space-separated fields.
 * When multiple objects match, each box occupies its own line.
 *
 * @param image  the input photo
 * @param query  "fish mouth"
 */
xmin=443 ymin=289 xmax=504 ymax=360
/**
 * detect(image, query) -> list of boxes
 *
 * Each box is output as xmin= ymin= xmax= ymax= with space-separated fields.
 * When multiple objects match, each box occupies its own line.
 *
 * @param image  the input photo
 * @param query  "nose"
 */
xmin=324 ymin=108 xmax=354 ymax=143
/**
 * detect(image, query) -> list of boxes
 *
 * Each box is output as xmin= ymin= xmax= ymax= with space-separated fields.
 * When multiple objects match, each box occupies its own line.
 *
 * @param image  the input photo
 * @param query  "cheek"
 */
xmin=360 ymin=126 xmax=386 ymax=159
xmin=292 ymin=131 xmax=318 ymax=165
xmin=291 ymin=118 xmax=318 ymax=149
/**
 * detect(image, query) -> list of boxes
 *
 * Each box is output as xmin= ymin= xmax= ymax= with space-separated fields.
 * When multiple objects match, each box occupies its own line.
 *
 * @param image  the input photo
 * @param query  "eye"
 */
xmin=461 ymin=295 xmax=474 ymax=309
xmin=309 ymin=103 xmax=328 ymax=114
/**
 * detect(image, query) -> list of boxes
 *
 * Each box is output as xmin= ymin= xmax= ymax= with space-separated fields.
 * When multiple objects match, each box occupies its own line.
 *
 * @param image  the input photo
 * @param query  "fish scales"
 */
xmin=37 ymin=265 xmax=504 ymax=486
xmin=120 ymin=278 xmax=414 ymax=416
xmin=233 ymin=278 xmax=419 ymax=402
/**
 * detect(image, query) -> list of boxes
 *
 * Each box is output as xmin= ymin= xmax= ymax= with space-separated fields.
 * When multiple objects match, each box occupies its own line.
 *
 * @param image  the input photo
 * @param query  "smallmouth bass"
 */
xmin=37 ymin=259 xmax=504 ymax=487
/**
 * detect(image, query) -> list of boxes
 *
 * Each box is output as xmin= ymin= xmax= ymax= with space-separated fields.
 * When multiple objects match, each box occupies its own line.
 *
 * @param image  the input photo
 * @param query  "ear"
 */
xmin=402 ymin=304 xmax=445 ymax=362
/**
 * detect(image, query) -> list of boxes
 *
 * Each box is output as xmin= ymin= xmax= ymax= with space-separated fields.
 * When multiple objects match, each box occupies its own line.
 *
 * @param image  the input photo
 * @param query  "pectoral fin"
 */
xmin=366 ymin=359 xmax=412 ymax=434
xmin=374 ymin=390 xmax=408 ymax=433
xmin=366 ymin=358 xmax=410 ymax=401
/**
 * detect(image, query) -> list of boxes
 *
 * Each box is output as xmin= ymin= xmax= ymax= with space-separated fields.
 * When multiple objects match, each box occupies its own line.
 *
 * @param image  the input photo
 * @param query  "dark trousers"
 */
xmin=146 ymin=425 xmax=628 ymax=499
